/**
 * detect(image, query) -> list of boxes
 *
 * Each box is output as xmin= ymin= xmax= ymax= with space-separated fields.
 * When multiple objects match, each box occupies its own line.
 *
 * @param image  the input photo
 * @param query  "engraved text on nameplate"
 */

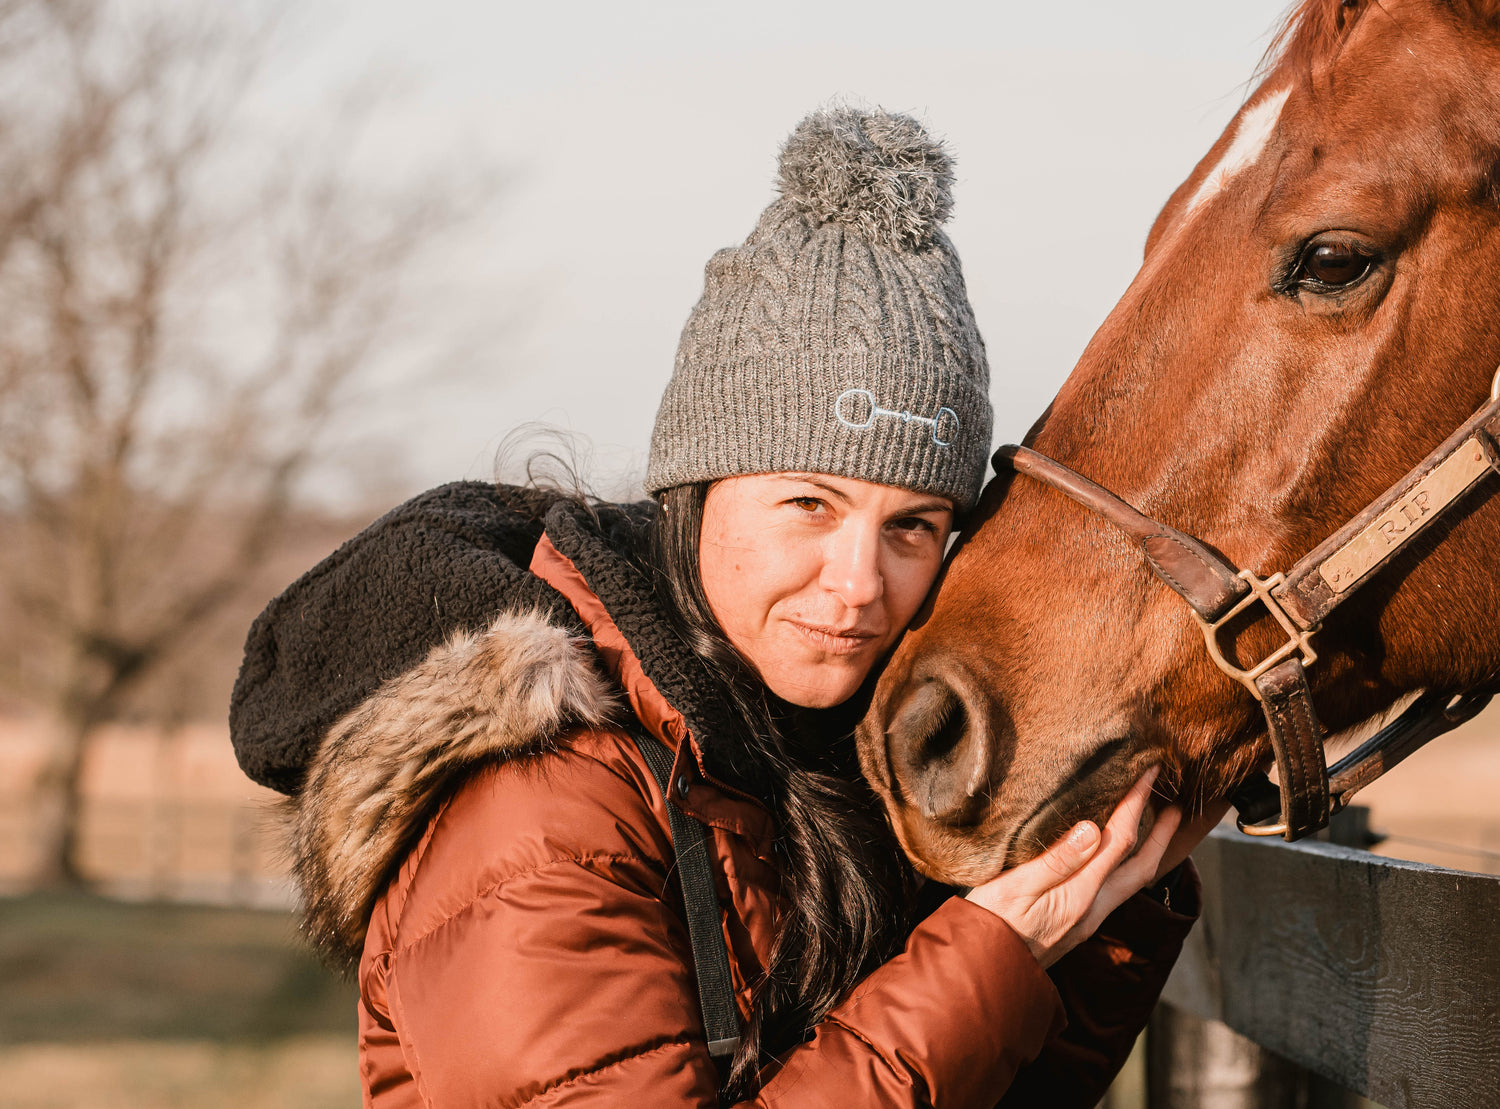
xmin=1320 ymin=437 xmax=1492 ymax=594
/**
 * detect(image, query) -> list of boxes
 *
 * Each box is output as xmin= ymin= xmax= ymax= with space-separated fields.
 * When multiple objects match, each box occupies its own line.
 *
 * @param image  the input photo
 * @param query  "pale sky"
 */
xmin=282 ymin=1 xmax=1292 ymax=499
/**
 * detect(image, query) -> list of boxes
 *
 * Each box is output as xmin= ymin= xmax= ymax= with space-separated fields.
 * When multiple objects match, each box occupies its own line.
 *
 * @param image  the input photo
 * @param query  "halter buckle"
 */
xmin=1192 ymin=570 xmax=1320 ymax=701
xmin=1237 ymin=812 xmax=1293 ymax=837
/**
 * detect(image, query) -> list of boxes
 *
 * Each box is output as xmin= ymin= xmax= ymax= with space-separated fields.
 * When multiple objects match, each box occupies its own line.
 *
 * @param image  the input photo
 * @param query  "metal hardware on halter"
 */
xmin=1192 ymin=570 xmax=1320 ymax=701
xmin=1235 ymin=805 xmax=1292 ymax=838
xmin=1236 ymin=810 xmax=1291 ymax=838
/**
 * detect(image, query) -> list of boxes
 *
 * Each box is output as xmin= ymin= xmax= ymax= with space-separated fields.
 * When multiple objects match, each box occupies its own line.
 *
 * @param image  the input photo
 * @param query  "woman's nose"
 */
xmin=820 ymin=525 xmax=884 ymax=608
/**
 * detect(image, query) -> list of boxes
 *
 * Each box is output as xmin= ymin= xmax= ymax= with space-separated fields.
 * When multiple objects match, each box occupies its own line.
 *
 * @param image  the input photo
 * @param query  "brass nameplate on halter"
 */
xmin=1320 ymin=437 xmax=1492 ymax=594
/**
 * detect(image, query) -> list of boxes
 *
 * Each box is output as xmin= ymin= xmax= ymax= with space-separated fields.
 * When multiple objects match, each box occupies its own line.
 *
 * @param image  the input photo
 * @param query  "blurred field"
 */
xmin=0 ymin=718 xmax=289 ymax=904
xmin=0 ymin=893 xmax=358 ymax=1109
xmin=0 ymin=1039 xmax=356 ymax=1109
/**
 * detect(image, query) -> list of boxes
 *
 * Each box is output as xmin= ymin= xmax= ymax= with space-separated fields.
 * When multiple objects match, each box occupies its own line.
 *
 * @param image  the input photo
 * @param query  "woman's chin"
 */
xmin=763 ymin=661 xmax=871 ymax=709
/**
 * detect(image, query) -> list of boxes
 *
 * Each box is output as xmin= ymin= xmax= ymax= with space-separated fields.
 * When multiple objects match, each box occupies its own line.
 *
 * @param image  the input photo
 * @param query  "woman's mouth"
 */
xmin=786 ymin=620 xmax=881 ymax=656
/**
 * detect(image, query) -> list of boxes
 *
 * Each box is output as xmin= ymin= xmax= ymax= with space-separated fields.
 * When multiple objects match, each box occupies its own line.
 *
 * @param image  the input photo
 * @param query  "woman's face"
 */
xmin=699 ymin=473 xmax=954 ymax=708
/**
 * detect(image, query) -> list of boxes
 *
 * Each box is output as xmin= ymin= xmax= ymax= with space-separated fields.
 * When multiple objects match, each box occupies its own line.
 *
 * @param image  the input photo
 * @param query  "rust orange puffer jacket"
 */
xmin=267 ymin=496 xmax=1198 ymax=1107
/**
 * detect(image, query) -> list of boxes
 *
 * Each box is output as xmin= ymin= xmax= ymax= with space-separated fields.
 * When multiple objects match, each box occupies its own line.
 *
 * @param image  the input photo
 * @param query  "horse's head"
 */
xmin=860 ymin=0 xmax=1500 ymax=884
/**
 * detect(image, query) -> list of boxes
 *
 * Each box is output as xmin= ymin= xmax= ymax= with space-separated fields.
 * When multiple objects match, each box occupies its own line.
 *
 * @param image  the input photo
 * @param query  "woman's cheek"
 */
xmin=887 ymin=548 xmax=943 ymax=622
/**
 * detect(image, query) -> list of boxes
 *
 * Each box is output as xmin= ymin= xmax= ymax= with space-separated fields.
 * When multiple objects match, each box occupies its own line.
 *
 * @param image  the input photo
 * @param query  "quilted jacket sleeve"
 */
xmin=359 ymin=741 xmax=1068 ymax=1108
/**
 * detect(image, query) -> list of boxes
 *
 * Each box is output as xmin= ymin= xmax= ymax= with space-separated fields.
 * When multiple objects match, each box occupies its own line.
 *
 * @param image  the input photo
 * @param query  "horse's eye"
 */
xmin=1296 ymin=238 xmax=1375 ymax=289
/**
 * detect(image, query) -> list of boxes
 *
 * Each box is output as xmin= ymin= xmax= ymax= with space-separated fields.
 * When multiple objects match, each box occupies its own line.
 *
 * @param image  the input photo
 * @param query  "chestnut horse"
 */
xmin=859 ymin=0 xmax=1500 ymax=884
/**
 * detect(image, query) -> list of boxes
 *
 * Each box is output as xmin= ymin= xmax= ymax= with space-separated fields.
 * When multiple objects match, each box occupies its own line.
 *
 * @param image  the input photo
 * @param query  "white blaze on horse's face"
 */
xmin=1183 ymin=87 xmax=1291 ymax=219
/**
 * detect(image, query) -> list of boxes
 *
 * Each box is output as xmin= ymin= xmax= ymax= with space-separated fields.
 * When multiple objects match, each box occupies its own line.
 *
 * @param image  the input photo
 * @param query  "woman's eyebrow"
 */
xmin=900 ymin=500 xmax=953 ymax=517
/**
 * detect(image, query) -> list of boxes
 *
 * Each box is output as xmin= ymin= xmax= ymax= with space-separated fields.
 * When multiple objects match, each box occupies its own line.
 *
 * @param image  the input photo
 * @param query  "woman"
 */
xmin=230 ymin=107 xmax=1213 ymax=1106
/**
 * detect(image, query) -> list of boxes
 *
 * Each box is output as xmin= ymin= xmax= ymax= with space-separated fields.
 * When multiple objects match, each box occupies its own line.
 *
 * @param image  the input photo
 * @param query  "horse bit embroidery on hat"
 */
xmin=834 ymin=388 xmax=959 ymax=448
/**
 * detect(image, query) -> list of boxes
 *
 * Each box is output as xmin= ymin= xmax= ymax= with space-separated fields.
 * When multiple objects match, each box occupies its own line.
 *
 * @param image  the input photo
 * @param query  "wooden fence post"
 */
xmin=1150 ymin=813 xmax=1500 ymax=1107
xmin=1146 ymin=808 xmax=1382 ymax=1109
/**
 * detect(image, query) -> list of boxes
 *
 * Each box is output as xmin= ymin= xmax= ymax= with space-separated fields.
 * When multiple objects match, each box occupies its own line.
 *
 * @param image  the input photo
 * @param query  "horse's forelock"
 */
xmin=1259 ymin=0 xmax=1368 ymax=84
xmin=1262 ymin=0 xmax=1500 ymax=88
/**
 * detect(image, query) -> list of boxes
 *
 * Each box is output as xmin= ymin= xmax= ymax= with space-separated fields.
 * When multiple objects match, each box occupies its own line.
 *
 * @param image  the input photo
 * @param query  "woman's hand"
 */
xmin=963 ymin=768 xmax=1183 ymax=969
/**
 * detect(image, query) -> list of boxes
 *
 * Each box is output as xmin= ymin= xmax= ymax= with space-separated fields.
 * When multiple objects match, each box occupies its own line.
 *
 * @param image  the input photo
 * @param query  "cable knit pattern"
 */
xmin=646 ymin=107 xmax=993 ymax=509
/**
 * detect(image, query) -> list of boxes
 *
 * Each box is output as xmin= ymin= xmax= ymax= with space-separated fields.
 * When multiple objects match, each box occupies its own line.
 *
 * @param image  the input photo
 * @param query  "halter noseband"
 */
xmin=993 ymin=367 xmax=1500 ymax=841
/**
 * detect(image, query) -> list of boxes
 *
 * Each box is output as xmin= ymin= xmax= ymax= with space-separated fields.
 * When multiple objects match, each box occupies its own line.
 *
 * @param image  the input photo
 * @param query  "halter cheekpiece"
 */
xmin=993 ymin=366 xmax=1500 ymax=840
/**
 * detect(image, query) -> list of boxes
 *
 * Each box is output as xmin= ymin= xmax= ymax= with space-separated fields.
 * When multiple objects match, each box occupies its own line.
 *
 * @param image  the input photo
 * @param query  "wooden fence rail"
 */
xmin=1159 ymin=826 xmax=1500 ymax=1108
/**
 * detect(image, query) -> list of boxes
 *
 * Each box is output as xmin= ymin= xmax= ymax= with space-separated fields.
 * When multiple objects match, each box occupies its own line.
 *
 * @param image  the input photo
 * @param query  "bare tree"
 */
xmin=0 ymin=0 xmax=479 ymax=886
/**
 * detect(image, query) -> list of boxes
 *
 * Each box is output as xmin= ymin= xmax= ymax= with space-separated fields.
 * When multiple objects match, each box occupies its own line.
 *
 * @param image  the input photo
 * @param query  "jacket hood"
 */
xmin=230 ymin=482 xmax=575 ymax=795
xmin=231 ymin=485 xmax=770 ymax=969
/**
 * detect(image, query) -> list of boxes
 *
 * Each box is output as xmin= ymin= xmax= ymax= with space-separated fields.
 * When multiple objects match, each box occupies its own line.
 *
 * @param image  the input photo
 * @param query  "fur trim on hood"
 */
xmin=286 ymin=608 xmax=617 ymax=970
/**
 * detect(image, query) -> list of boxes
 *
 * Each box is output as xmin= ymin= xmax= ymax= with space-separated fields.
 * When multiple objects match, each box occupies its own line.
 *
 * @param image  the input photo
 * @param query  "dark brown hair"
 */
xmin=648 ymin=482 xmax=917 ymax=1096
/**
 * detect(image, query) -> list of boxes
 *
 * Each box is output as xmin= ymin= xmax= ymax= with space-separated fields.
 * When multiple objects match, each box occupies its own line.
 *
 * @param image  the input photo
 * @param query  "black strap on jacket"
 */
xmin=628 ymin=728 xmax=743 ymax=1069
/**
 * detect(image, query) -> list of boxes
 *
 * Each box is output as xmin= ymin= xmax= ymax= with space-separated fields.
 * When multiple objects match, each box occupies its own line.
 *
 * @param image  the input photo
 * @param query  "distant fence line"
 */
xmin=0 ymin=794 xmax=294 ymax=909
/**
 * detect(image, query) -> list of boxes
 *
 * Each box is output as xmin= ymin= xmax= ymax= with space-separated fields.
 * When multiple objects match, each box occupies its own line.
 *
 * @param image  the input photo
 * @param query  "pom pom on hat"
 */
xmin=776 ymin=107 xmax=955 ymax=250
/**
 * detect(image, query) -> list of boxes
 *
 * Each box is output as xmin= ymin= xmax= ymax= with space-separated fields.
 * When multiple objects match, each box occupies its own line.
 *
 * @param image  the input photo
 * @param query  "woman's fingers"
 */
xmin=1055 ymin=794 xmax=1182 ymax=946
xmin=1146 ymin=804 xmax=1185 ymax=861
xmin=1068 ymin=766 xmax=1158 ymax=886
xmin=1043 ymin=820 xmax=1103 ymax=878
xmin=1005 ymin=820 xmax=1102 ymax=896
xmin=1006 ymin=765 xmax=1160 ymax=901
xmin=1105 ymin=803 xmax=1182 ymax=895
xmin=1153 ymin=800 xmax=1230 ymax=883
xmin=1079 ymin=805 xmax=1185 ymax=935
xmin=1108 ymin=765 xmax=1159 ymax=843
xmin=965 ymin=766 xmax=1184 ymax=968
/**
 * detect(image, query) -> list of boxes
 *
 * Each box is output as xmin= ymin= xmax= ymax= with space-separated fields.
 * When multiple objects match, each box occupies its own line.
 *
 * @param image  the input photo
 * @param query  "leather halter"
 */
xmin=993 ymin=368 xmax=1500 ymax=841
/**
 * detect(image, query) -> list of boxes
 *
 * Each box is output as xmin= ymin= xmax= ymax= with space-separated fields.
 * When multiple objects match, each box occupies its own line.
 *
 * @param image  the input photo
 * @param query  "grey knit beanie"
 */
xmin=645 ymin=107 xmax=993 ymax=510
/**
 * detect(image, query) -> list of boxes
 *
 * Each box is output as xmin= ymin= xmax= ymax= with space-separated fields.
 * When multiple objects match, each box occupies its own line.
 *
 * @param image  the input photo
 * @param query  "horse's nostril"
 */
xmin=889 ymin=678 xmax=989 ymax=825
xmin=919 ymin=690 xmax=967 ymax=762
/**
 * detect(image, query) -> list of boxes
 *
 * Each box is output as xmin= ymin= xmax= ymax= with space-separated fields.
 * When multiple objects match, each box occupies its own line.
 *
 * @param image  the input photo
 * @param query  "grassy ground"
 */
xmin=0 ymin=889 xmax=1394 ymax=1108
xmin=0 ymin=892 xmax=358 ymax=1108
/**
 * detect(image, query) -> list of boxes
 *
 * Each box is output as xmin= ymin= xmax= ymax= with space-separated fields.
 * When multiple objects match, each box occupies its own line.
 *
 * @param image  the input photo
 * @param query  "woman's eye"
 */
xmin=789 ymin=497 xmax=822 ymax=512
xmin=891 ymin=517 xmax=935 ymax=535
xmin=1295 ymin=238 xmax=1376 ymax=290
